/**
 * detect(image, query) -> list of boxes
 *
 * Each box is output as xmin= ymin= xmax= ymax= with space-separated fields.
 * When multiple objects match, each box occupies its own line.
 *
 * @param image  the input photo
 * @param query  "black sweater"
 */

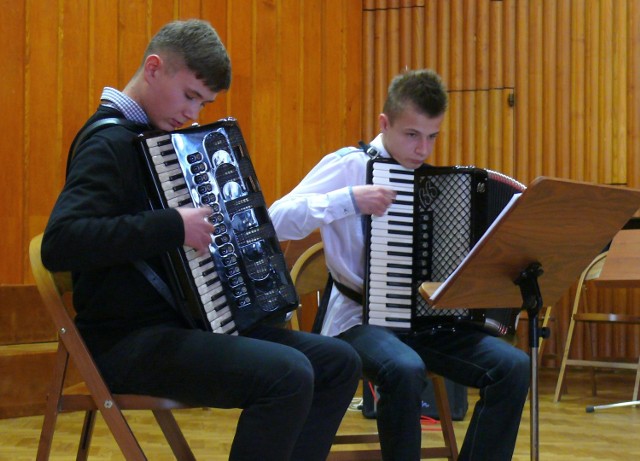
xmin=42 ymin=107 xmax=186 ymax=333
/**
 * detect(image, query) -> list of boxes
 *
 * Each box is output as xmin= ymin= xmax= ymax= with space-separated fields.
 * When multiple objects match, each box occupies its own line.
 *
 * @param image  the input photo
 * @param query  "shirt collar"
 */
xmin=100 ymin=87 xmax=149 ymax=125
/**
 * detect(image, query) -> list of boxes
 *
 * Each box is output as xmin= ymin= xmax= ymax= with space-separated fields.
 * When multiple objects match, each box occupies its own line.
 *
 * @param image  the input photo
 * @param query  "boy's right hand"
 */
xmin=352 ymin=185 xmax=397 ymax=216
xmin=176 ymin=206 xmax=216 ymax=252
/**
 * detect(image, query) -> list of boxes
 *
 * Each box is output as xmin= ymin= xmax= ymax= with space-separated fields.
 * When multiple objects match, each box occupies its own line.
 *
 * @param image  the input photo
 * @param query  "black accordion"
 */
xmin=364 ymin=158 xmax=525 ymax=336
xmin=137 ymin=118 xmax=299 ymax=335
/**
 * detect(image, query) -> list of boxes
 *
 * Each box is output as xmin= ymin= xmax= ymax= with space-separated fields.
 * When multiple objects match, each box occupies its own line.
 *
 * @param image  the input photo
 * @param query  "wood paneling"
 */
xmin=0 ymin=286 xmax=55 ymax=345
xmin=0 ymin=0 xmax=25 ymax=285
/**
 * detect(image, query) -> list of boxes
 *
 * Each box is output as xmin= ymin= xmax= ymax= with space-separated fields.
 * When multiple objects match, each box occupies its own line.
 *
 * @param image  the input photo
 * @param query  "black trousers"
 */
xmin=84 ymin=321 xmax=362 ymax=461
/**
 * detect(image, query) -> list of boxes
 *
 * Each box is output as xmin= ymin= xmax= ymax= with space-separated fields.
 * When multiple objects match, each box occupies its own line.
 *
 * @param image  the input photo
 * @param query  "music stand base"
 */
xmin=586 ymin=400 xmax=640 ymax=412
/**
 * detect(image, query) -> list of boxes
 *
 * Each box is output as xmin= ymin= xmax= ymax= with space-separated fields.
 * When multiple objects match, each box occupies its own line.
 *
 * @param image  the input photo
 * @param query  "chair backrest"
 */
xmin=290 ymin=242 xmax=327 ymax=295
xmin=29 ymin=234 xmax=74 ymax=322
xmin=289 ymin=242 xmax=328 ymax=332
xmin=29 ymin=233 xmax=111 ymax=393
xmin=574 ymin=251 xmax=609 ymax=314
xmin=584 ymin=251 xmax=608 ymax=283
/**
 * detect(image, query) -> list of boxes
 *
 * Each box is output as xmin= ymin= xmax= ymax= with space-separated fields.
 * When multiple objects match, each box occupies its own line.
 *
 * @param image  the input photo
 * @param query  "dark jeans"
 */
xmin=84 ymin=321 xmax=362 ymax=461
xmin=339 ymin=324 xmax=530 ymax=461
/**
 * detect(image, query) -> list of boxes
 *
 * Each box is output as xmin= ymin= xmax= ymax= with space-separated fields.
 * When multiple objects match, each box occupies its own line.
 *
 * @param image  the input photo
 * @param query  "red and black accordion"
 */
xmin=137 ymin=118 xmax=298 ymax=335
xmin=364 ymin=158 xmax=525 ymax=336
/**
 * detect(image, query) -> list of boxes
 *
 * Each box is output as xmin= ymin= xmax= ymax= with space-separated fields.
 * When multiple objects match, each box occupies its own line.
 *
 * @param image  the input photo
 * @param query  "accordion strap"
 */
xmin=67 ymin=116 xmax=146 ymax=177
xmin=132 ymin=260 xmax=178 ymax=309
xmin=358 ymin=140 xmax=380 ymax=159
xmin=333 ymin=278 xmax=364 ymax=305
xmin=313 ymin=273 xmax=364 ymax=334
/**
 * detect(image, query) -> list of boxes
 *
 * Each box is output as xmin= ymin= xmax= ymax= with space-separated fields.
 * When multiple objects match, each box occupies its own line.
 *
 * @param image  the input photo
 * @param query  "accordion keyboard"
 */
xmin=364 ymin=157 xmax=525 ymax=336
xmin=367 ymin=161 xmax=417 ymax=330
xmin=145 ymin=133 xmax=237 ymax=334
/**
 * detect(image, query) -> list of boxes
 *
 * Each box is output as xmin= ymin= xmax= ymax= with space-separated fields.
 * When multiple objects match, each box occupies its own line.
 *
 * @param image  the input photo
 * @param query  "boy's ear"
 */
xmin=143 ymin=54 xmax=162 ymax=80
xmin=379 ymin=113 xmax=390 ymax=133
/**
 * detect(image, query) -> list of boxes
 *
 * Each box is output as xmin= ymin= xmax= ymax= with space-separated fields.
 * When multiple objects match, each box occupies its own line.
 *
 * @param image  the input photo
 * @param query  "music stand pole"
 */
xmin=514 ymin=262 xmax=548 ymax=461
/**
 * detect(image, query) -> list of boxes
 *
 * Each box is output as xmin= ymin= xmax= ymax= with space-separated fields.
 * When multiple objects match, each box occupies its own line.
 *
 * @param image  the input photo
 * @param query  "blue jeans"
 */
xmin=84 ymin=321 xmax=362 ymax=461
xmin=339 ymin=324 xmax=530 ymax=461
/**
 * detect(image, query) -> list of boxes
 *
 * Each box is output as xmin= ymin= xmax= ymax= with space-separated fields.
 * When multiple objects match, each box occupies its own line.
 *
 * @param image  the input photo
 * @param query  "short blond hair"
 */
xmin=383 ymin=69 xmax=448 ymax=123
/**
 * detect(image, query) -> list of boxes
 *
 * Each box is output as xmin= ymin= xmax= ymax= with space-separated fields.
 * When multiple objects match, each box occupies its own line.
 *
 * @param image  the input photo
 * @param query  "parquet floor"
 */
xmin=1 ymin=368 xmax=638 ymax=460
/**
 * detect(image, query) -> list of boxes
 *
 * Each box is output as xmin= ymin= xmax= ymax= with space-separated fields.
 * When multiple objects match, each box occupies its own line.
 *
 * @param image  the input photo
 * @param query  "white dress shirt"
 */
xmin=269 ymin=134 xmax=389 ymax=336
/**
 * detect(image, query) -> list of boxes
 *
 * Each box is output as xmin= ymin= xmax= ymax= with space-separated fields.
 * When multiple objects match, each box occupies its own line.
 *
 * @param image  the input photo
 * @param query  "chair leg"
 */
xmin=96 ymin=403 xmax=147 ymax=460
xmin=430 ymin=375 xmax=459 ymax=460
xmin=633 ymin=355 xmax=640 ymax=401
xmin=587 ymin=323 xmax=598 ymax=396
xmin=37 ymin=344 xmax=70 ymax=461
xmin=153 ymin=410 xmax=196 ymax=461
xmin=76 ymin=410 xmax=97 ymax=461
xmin=554 ymin=291 xmax=584 ymax=402
xmin=537 ymin=306 xmax=550 ymax=358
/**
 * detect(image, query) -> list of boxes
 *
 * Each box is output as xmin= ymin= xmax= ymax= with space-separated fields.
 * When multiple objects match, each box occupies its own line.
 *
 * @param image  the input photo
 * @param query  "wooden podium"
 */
xmin=419 ymin=176 xmax=640 ymax=461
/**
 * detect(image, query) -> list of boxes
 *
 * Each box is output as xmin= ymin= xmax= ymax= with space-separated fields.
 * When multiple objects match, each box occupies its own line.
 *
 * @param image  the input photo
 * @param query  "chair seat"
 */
xmin=60 ymin=381 xmax=192 ymax=410
xmin=59 ymin=393 xmax=191 ymax=413
xmin=573 ymin=312 xmax=640 ymax=324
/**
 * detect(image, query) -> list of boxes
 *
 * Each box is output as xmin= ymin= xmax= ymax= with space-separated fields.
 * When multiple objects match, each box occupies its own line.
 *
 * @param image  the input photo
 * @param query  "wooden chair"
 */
xmin=289 ymin=242 xmax=458 ymax=460
xmin=29 ymin=233 xmax=196 ymax=461
xmin=554 ymin=250 xmax=640 ymax=403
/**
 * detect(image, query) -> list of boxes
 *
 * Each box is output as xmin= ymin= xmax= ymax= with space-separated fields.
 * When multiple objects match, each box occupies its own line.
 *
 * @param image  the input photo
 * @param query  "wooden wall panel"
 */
xmin=0 ymin=0 xmax=25 ymax=285
xmin=25 ymin=0 xmax=61 ymax=275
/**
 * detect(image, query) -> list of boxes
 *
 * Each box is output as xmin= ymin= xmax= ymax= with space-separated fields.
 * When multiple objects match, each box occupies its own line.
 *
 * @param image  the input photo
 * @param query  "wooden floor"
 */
xmin=1 ymin=368 xmax=639 ymax=460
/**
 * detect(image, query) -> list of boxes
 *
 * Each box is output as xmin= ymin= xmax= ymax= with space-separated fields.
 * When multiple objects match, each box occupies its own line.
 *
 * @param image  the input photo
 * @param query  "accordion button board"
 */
xmin=138 ymin=118 xmax=299 ymax=335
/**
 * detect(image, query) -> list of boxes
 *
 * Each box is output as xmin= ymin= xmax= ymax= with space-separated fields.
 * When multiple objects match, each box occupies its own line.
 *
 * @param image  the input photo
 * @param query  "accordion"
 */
xmin=364 ymin=158 xmax=525 ymax=336
xmin=137 ymin=118 xmax=299 ymax=335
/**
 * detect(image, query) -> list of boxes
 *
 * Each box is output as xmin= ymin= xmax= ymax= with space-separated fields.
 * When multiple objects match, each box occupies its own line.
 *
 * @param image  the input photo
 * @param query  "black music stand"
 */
xmin=419 ymin=176 xmax=640 ymax=461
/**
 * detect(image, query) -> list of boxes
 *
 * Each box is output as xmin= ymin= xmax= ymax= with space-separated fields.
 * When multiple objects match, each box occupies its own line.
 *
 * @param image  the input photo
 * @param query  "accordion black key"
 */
xmin=364 ymin=158 xmax=525 ymax=336
xmin=137 ymin=118 xmax=299 ymax=335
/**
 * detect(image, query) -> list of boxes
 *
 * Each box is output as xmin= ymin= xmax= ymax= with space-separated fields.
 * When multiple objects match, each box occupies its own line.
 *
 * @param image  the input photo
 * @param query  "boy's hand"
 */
xmin=352 ymin=185 xmax=397 ymax=216
xmin=176 ymin=206 xmax=215 ymax=251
